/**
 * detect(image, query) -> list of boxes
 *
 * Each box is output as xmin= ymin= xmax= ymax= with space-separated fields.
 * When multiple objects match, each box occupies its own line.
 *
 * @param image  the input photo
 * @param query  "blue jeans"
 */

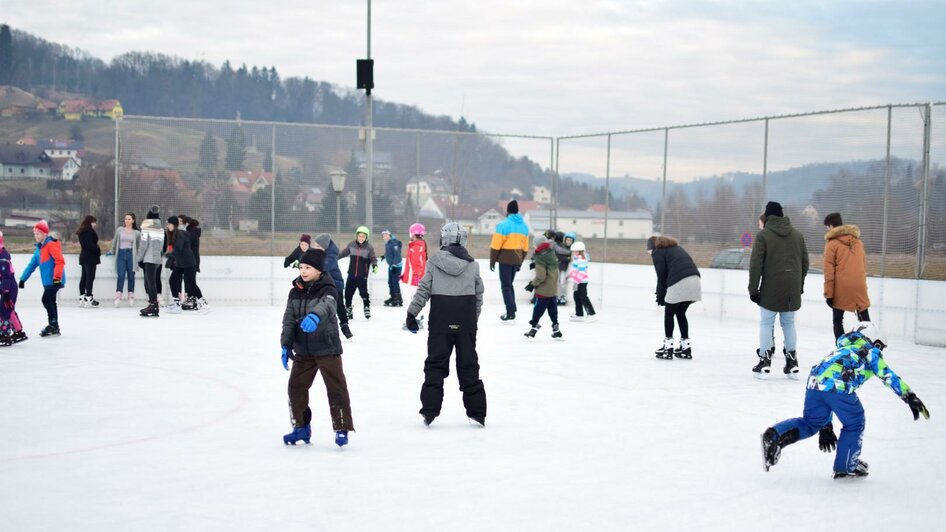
xmin=388 ymin=266 xmax=402 ymax=296
xmin=760 ymin=307 xmax=796 ymax=353
xmin=498 ymin=264 xmax=518 ymax=315
xmin=773 ymin=388 xmax=865 ymax=473
xmin=115 ymin=248 xmax=136 ymax=293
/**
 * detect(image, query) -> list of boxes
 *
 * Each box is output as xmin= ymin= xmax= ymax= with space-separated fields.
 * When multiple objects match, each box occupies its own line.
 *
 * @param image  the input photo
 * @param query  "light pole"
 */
xmin=331 ymin=170 xmax=347 ymax=234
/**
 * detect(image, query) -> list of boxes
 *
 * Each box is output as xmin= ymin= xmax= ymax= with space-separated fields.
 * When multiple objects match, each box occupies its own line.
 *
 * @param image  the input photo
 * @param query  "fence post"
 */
xmin=761 ymin=118 xmax=769 ymax=211
xmin=603 ymin=134 xmax=611 ymax=307
xmin=916 ymin=104 xmax=932 ymax=280
xmin=881 ymin=105 xmax=892 ymax=278
xmin=550 ymin=137 xmax=556 ymax=231
xmin=271 ymin=123 xmax=277 ymax=305
xmin=114 ymin=117 xmax=120 ymax=230
xmin=660 ymin=128 xmax=669 ymax=233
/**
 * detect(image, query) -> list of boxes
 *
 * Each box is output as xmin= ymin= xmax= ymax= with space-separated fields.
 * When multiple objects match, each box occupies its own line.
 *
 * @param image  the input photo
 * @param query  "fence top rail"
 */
xmin=558 ymin=101 xmax=946 ymax=140
xmin=122 ymin=114 xmax=553 ymax=141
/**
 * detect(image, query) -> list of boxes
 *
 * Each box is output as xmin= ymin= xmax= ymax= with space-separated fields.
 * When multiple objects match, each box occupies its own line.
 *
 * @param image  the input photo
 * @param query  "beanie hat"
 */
xmin=146 ymin=205 xmax=161 ymax=220
xmin=167 ymin=216 xmax=179 ymax=227
xmin=314 ymin=233 xmax=332 ymax=250
xmin=299 ymin=234 xmax=312 ymax=245
xmin=34 ymin=219 xmax=49 ymax=235
xmin=764 ymin=201 xmax=784 ymax=218
xmin=299 ymin=248 xmax=326 ymax=271
xmin=507 ymin=200 xmax=519 ymax=214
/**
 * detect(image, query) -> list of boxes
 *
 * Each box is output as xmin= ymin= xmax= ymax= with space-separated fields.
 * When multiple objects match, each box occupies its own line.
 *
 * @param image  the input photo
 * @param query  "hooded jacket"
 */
xmin=21 ymin=234 xmax=66 ymax=287
xmin=823 ymin=224 xmax=870 ymax=312
xmin=807 ymin=331 xmax=911 ymax=397
xmin=650 ymin=236 xmax=700 ymax=301
xmin=281 ymin=273 xmax=342 ymax=357
xmin=338 ymin=239 xmax=377 ymax=278
xmin=137 ymin=219 xmax=165 ymax=265
xmin=407 ymin=245 xmax=484 ymax=334
xmin=489 ymin=213 xmax=530 ymax=268
xmin=383 ymin=235 xmax=403 ymax=267
xmin=530 ymin=242 xmax=560 ymax=298
xmin=401 ymin=238 xmax=427 ymax=286
xmin=748 ymin=215 xmax=809 ymax=312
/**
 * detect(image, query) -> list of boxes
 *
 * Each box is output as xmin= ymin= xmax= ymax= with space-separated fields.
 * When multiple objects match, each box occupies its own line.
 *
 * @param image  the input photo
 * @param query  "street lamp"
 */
xmin=330 ymin=170 xmax=347 ymax=234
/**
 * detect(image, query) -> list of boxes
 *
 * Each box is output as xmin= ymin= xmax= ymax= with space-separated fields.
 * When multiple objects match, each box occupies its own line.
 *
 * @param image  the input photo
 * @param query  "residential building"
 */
xmin=406 ymin=174 xmax=459 ymax=206
xmin=0 ymin=144 xmax=53 ymax=179
xmin=525 ymin=208 xmax=653 ymax=239
xmin=532 ymin=185 xmax=552 ymax=205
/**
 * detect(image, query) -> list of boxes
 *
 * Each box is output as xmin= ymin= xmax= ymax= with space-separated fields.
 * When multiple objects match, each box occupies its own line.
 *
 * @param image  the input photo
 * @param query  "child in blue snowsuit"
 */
xmin=761 ymin=322 xmax=929 ymax=478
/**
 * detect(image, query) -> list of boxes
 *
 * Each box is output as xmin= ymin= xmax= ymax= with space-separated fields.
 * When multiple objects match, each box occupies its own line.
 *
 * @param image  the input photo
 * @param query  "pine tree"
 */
xmin=0 ymin=25 xmax=12 ymax=86
xmin=224 ymin=125 xmax=246 ymax=171
xmin=198 ymin=131 xmax=218 ymax=177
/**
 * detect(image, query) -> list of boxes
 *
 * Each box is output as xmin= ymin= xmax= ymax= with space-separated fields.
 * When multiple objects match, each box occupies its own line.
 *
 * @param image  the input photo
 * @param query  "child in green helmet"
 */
xmin=337 ymin=225 xmax=378 ymax=320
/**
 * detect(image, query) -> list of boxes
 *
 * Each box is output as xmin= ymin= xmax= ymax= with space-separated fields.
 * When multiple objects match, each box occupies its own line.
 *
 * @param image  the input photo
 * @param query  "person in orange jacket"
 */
xmin=401 ymin=223 xmax=428 ymax=287
xmin=19 ymin=220 xmax=66 ymax=337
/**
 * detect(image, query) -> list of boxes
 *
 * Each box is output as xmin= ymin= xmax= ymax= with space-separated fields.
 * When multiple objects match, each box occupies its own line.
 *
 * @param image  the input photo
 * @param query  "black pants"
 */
xmin=530 ymin=296 xmax=559 ymax=327
xmin=143 ymin=263 xmax=159 ymax=304
xmin=498 ymin=264 xmax=518 ymax=314
xmin=664 ymin=302 xmax=691 ymax=338
xmin=420 ymin=331 xmax=487 ymax=420
xmin=155 ymin=265 xmax=163 ymax=295
xmin=183 ymin=267 xmax=202 ymax=299
xmin=288 ymin=355 xmax=354 ymax=431
xmin=833 ymin=308 xmax=871 ymax=341
xmin=573 ymin=283 xmax=596 ymax=317
xmin=42 ymin=285 xmax=61 ymax=325
xmin=344 ymin=276 xmax=369 ymax=307
xmin=79 ymin=264 xmax=97 ymax=297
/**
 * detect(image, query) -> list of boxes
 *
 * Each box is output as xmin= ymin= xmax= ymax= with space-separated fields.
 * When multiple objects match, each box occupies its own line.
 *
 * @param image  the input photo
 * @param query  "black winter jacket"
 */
xmin=187 ymin=225 xmax=201 ymax=270
xmin=281 ymin=274 xmax=342 ymax=357
xmin=167 ymin=229 xmax=197 ymax=269
xmin=77 ymin=228 xmax=101 ymax=266
xmin=651 ymin=238 xmax=700 ymax=301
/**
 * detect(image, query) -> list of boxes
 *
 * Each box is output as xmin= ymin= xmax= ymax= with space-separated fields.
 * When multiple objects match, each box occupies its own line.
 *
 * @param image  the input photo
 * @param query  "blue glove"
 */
xmin=300 ymin=313 xmax=320 ymax=333
xmin=281 ymin=346 xmax=292 ymax=370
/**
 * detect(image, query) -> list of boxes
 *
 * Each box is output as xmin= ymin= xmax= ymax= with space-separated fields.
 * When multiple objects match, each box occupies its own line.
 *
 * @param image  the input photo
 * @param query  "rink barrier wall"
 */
xmin=11 ymin=254 xmax=945 ymax=346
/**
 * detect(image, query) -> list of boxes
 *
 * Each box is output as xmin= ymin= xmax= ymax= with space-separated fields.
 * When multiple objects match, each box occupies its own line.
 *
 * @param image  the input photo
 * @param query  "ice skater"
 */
xmin=524 ymin=235 xmax=563 ymax=341
xmin=283 ymin=234 xmax=311 ymax=269
xmin=19 ymin=220 xmax=66 ymax=337
xmin=338 ymin=226 xmax=377 ymax=320
xmin=647 ymin=235 xmax=701 ymax=359
xmin=380 ymin=229 xmax=403 ymax=306
xmin=281 ymin=248 xmax=354 ymax=447
xmin=0 ymin=231 xmax=27 ymax=345
xmin=761 ymin=322 xmax=930 ymax=479
xmin=400 ymin=223 xmax=427 ymax=288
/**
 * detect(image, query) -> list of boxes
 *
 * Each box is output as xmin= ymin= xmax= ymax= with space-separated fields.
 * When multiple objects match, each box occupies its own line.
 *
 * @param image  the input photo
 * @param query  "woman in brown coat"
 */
xmin=823 ymin=212 xmax=870 ymax=341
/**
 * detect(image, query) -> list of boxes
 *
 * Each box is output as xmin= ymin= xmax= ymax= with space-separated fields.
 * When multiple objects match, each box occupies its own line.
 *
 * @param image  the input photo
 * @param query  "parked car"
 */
xmin=711 ymin=248 xmax=751 ymax=270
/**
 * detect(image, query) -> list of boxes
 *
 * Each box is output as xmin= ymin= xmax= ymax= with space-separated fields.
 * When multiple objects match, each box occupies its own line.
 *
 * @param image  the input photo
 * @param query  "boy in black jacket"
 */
xmin=281 ymin=248 xmax=355 ymax=447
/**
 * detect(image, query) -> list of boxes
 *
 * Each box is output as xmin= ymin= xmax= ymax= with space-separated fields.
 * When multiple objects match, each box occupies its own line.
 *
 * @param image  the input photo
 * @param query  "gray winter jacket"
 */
xmin=408 ymin=246 xmax=484 ymax=333
xmin=137 ymin=220 xmax=165 ymax=265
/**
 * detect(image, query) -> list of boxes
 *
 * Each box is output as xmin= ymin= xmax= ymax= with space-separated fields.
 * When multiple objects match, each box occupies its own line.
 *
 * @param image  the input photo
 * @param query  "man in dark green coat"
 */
xmin=748 ymin=201 xmax=809 ymax=378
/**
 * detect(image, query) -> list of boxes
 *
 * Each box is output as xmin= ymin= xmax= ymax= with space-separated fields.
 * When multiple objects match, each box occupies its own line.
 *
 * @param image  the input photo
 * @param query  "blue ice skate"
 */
xmin=283 ymin=425 xmax=311 ymax=445
xmin=335 ymin=430 xmax=349 ymax=447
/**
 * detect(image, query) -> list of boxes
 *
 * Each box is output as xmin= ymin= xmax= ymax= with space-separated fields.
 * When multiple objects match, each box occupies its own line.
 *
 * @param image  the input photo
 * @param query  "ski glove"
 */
xmin=524 ymin=283 xmax=534 ymax=292
xmin=53 ymin=279 xmax=62 ymax=287
xmin=749 ymin=293 xmax=760 ymax=304
xmin=656 ymin=295 xmax=666 ymax=306
xmin=825 ymin=298 xmax=833 ymax=308
xmin=372 ymin=265 xmax=378 ymax=274
xmin=406 ymin=313 xmax=419 ymax=333
xmin=904 ymin=392 xmax=930 ymax=420
xmin=300 ymin=313 xmax=321 ymax=333
xmin=281 ymin=346 xmax=293 ymax=370
xmin=18 ymin=280 xmax=25 ymax=289
xmin=489 ymin=263 xmax=495 ymax=272
xmin=529 ymin=262 xmax=536 ymax=270
xmin=818 ymin=425 xmax=837 ymax=452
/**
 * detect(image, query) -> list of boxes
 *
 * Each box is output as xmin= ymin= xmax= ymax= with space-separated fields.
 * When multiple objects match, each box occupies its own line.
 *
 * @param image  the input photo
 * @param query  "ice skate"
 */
xmin=346 ymin=305 xmax=354 ymax=321
xmin=383 ymin=296 xmax=395 ymax=306
xmin=833 ymin=460 xmax=869 ymax=479
xmin=86 ymin=296 xmax=100 ymax=308
xmin=761 ymin=428 xmax=781 ymax=472
xmin=363 ymin=299 xmax=371 ymax=319
xmin=283 ymin=425 xmax=311 ymax=445
xmin=674 ymin=338 xmax=692 ymax=359
xmin=0 ymin=333 xmax=12 ymax=347
xmin=584 ymin=313 xmax=598 ymax=323
xmin=164 ymin=298 xmax=182 ymax=314
xmin=557 ymin=295 xmax=567 ymax=306
xmin=655 ymin=337 xmax=674 ymax=360
xmin=335 ymin=430 xmax=349 ymax=447
xmin=500 ymin=312 xmax=516 ymax=324
xmin=469 ymin=416 xmax=485 ymax=427
xmin=569 ymin=314 xmax=584 ymax=322
xmin=40 ymin=324 xmax=60 ymax=337
xmin=524 ymin=323 xmax=540 ymax=339
xmin=195 ymin=298 xmax=211 ymax=313
xmin=10 ymin=330 xmax=27 ymax=344
xmin=782 ymin=348 xmax=799 ymax=379
xmin=422 ymin=413 xmax=436 ymax=427
xmin=181 ymin=296 xmax=198 ymax=311
xmin=551 ymin=323 xmax=563 ymax=341
xmin=340 ymin=323 xmax=353 ymax=339
xmin=78 ymin=295 xmax=87 ymax=308
xmin=114 ymin=291 xmax=122 ymax=308
xmin=128 ymin=295 xmax=135 ymax=307
xmin=139 ymin=302 xmax=160 ymax=317
xmin=752 ymin=348 xmax=774 ymax=378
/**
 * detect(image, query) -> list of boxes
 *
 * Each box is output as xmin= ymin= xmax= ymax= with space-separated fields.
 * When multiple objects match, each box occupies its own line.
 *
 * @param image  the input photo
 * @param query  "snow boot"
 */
xmin=752 ymin=347 xmax=774 ymax=377
xmin=335 ymin=430 xmax=349 ymax=447
xmin=340 ymin=323 xmax=353 ymax=339
xmin=783 ymin=348 xmax=799 ymax=379
xmin=10 ymin=330 xmax=27 ymax=344
xmin=833 ymin=460 xmax=869 ymax=479
xmin=363 ymin=299 xmax=371 ymax=319
xmin=40 ymin=323 xmax=61 ymax=337
xmin=551 ymin=323 xmax=563 ymax=341
xmin=674 ymin=338 xmax=692 ymax=359
xmin=655 ymin=337 xmax=675 ymax=360
xmin=524 ymin=323 xmax=540 ymax=339
xmin=283 ymin=425 xmax=311 ymax=445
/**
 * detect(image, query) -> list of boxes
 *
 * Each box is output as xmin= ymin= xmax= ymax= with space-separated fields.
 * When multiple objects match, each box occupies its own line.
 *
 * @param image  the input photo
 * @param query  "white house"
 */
xmin=0 ymin=144 xmax=53 ymax=179
xmin=475 ymin=208 xmax=503 ymax=235
xmin=406 ymin=175 xmax=459 ymax=206
xmin=532 ymin=185 xmax=552 ymax=205
xmin=50 ymin=157 xmax=81 ymax=180
xmin=36 ymin=139 xmax=84 ymax=166
xmin=525 ymin=209 xmax=653 ymax=239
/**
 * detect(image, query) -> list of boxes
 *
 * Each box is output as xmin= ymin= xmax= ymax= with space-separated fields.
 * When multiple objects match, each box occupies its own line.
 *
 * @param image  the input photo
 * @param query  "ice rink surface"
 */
xmin=1 ymin=290 xmax=944 ymax=531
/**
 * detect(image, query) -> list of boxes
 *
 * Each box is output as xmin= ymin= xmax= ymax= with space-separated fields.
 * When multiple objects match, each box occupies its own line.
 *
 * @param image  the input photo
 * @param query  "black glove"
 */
xmin=529 ymin=262 xmax=536 ymax=270
xmin=138 ymin=261 xmax=145 ymax=270
xmin=406 ymin=313 xmax=419 ymax=333
xmin=52 ymin=278 xmax=62 ymax=287
xmin=18 ymin=280 xmax=25 ymax=289
xmin=825 ymin=298 xmax=833 ymax=308
xmin=656 ymin=295 xmax=665 ymax=306
xmin=818 ymin=425 xmax=837 ymax=452
xmin=904 ymin=392 xmax=930 ymax=420
xmin=749 ymin=293 xmax=760 ymax=304
xmin=489 ymin=264 xmax=495 ymax=272
xmin=524 ymin=283 xmax=534 ymax=292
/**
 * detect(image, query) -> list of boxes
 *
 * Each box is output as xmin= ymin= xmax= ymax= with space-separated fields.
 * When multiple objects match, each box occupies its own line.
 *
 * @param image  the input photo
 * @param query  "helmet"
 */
xmin=851 ymin=321 xmax=887 ymax=349
xmin=355 ymin=225 xmax=370 ymax=238
xmin=381 ymin=229 xmax=392 ymax=237
xmin=564 ymin=232 xmax=577 ymax=243
xmin=571 ymin=241 xmax=586 ymax=252
xmin=409 ymin=223 xmax=426 ymax=236
xmin=440 ymin=222 xmax=468 ymax=247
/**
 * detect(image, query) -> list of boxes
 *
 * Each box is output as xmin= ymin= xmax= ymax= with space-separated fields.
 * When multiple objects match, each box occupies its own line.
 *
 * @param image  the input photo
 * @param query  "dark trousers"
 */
xmin=420 ymin=332 xmax=487 ymax=420
xmin=169 ymin=266 xmax=198 ymax=299
xmin=499 ymin=263 xmax=518 ymax=314
xmin=79 ymin=264 xmax=97 ymax=297
xmin=287 ymin=355 xmax=354 ymax=431
xmin=155 ymin=265 xmax=163 ymax=295
xmin=42 ymin=285 xmax=61 ymax=325
xmin=573 ymin=283 xmax=596 ymax=316
xmin=664 ymin=302 xmax=692 ymax=338
xmin=183 ymin=267 xmax=202 ymax=299
xmin=773 ymin=388 xmax=865 ymax=473
xmin=833 ymin=308 xmax=871 ymax=341
xmin=530 ymin=296 xmax=559 ymax=327
xmin=334 ymin=282 xmax=348 ymax=325
xmin=344 ymin=276 xmax=369 ymax=307
xmin=388 ymin=266 xmax=402 ymax=296
xmin=143 ymin=263 xmax=159 ymax=304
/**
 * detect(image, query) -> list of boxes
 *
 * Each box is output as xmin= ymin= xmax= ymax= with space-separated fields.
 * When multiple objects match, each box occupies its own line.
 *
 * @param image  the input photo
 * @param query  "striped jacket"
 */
xmin=489 ymin=214 xmax=530 ymax=268
xmin=568 ymin=254 xmax=590 ymax=284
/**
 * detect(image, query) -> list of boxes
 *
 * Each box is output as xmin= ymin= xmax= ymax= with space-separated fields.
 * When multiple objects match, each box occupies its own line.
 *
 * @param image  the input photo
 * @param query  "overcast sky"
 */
xmin=3 ymin=0 xmax=945 ymax=140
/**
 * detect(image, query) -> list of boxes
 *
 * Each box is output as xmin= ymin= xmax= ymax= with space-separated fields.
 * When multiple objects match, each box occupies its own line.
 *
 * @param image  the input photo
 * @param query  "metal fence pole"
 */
xmin=270 ymin=123 xmax=276 ymax=305
xmin=603 ymin=134 xmax=611 ymax=306
xmin=881 ymin=106 xmax=892 ymax=278
xmin=761 ymin=118 xmax=769 ymax=210
xmin=415 ymin=132 xmax=421 ymax=223
xmin=916 ymin=103 xmax=933 ymax=280
xmin=114 ymin=118 xmax=120 ymax=230
xmin=549 ymin=137 xmax=555 ymax=231
xmin=660 ymin=128 xmax=668 ymax=233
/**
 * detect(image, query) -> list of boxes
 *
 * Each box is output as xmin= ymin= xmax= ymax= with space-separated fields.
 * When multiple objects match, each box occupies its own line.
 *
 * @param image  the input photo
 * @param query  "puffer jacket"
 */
xmin=807 ymin=331 xmax=911 ymax=397
xmin=137 ymin=219 xmax=165 ymax=265
xmin=166 ymin=229 xmax=196 ymax=269
xmin=0 ymin=246 xmax=18 ymax=305
xmin=489 ymin=214 xmax=530 ymax=268
xmin=77 ymin=227 xmax=101 ymax=266
xmin=281 ymin=274 xmax=342 ymax=357
xmin=748 ymin=215 xmax=809 ymax=312
xmin=407 ymin=245 xmax=484 ymax=333
xmin=338 ymin=240 xmax=377 ymax=278
xmin=650 ymin=236 xmax=700 ymax=301
xmin=401 ymin=239 xmax=427 ymax=286
xmin=568 ymin=254 xmax=590 ymax=284
xmin=823 ymin=224 xmax=870 ymax=312
xmin=20 ymin=234 xmax=66 ymax=287
xmin=530 ymin=242 xmax=560 ymax=298
xmin=323 ymin=239 xmax=345 ymax=294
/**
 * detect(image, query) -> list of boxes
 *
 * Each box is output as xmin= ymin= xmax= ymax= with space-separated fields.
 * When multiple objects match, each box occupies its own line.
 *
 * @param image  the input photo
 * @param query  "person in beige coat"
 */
xmin=823 ymin=212 xmax=870 ymax=340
